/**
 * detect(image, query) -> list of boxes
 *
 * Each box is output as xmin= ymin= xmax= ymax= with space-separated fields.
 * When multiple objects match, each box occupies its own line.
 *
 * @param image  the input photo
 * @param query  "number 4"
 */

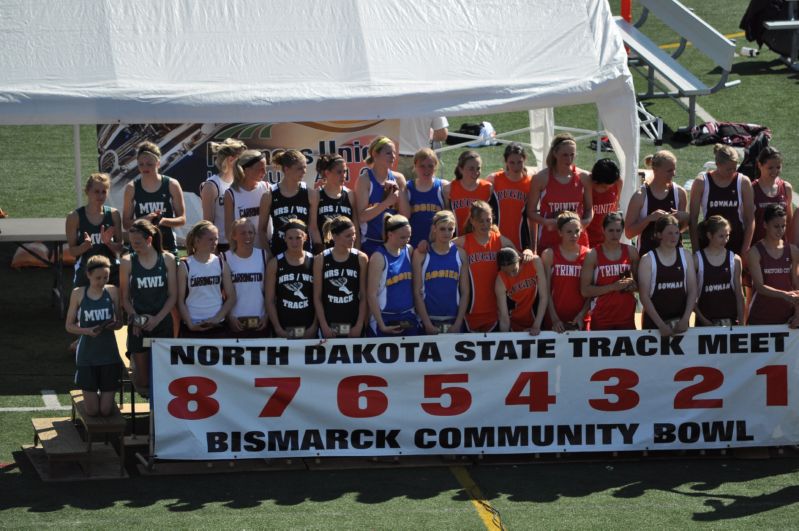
xmin=505 ymin=372 xmax=556 ymax=412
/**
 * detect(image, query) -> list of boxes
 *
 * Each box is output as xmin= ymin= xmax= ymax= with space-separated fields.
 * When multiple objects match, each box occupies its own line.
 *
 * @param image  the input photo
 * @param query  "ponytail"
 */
xmin=130 ymin=219 xmax=163 ymax=254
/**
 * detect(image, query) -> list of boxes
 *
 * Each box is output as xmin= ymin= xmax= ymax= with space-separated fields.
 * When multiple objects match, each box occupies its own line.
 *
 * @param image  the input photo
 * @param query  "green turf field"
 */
xmin=3 ymin=0 xmax=799 ymax=528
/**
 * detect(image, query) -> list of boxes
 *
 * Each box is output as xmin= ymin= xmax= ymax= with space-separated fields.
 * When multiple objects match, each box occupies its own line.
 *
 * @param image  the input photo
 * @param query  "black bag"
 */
xmin=738 ymin=130 xmax=772 ymax=179
xmin=446 ymin=123 xmax=483 ymax=145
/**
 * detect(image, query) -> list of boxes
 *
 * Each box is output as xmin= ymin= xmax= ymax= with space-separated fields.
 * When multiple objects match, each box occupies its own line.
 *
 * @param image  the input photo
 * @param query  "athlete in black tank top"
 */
xmin=269 ymin=182 xmax=311 ymax=256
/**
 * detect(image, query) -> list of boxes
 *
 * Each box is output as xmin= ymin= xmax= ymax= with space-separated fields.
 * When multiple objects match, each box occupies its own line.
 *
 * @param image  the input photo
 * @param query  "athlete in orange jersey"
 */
xmin=541 ymin=211 xmax=591 ymax=332
xmin=449 ymin=151 xmax=495 ymax=236
xmin=496 ymin=247 xmax=547 ymax=333
xmin=528 ymin=134 xmax=592 ymax=254
xmin=586 ymin=158 xmax=622 ymax=248
xmin=580 ymin=212 xmax=639 ymax=330
xmin=454 ymin=200 xmax=531 ymax=332
xmin=487 ymin=143 xmax=534 ymax=250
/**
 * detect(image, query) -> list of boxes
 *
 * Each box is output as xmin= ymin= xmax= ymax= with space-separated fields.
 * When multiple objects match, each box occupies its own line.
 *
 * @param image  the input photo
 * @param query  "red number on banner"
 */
xmin=337 ymin=375 xmax=389 ymax=418
xmin=588 ymin=368 xmax=640 ymax=411
xmin=254 ymin=377 xmax=301 ymax=417
xmin=167 ymin=376 xmax=220 ymax=420
xmin=421 ymin=374 xmax=471 ymax=416
xmin=505 ymin=372 xmax=556 ymax=412
xmin=756 ymin=365 xmax=788 ymax=406
xmin=674 ymin=367 xmax=724 ymax=409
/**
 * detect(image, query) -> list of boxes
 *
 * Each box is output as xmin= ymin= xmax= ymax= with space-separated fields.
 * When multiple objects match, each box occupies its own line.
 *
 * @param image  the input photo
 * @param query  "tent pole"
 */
xmin=73 ymin=124 xmax=82 ymax=207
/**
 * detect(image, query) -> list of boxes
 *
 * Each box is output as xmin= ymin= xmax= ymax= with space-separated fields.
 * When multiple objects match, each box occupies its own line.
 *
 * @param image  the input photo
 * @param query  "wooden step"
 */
xmin=31 ymin=417 xmax=87 ymax=459
xmin=70 ymin=390 xmax=126 ymax=433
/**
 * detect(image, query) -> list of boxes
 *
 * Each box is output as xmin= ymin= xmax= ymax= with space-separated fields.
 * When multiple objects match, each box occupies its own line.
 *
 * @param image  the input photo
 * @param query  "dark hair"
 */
xmin=653 ymin=214 xmax=680 ymax=238
xmin=272 ymin=149 xmax=306 ymax=170
xmin=382 ymin=214 xmax=410 ymax=242
xmin=602 ymin=211 xmax=624 ymax=229
xmin=763 ymin=203 xmax=787 ymax=224
xmin=316 ymin=153 xmax=345 ymax=174
xmin=757 ymin=146 xmax=783 ymax=167
xmin=85 ymin=255 xmax=111 ymax=275
xmin=322 ymin=216 xmax=354 ymax=245
xmin=556 ymin=210 xmax=581 ymax=231
xmin=454 ymin=150 xmax=481 ymax=180
xmin=591 ymin=158 xmax=620 ymax=185
xmin=698 ymin=215 xmax=731 ymax=249
xmin=129 ymin=219 xmax=163 ymax=254
xmin=503 ymin=142 xmax=527 ymax=162
xmin=497 ymin=247 xmax=520 ymax=267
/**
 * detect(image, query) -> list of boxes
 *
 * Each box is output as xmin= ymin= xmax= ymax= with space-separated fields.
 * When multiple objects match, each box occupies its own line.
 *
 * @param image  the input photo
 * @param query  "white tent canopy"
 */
xmin=0 ymin=0 xmax=639 ymax=207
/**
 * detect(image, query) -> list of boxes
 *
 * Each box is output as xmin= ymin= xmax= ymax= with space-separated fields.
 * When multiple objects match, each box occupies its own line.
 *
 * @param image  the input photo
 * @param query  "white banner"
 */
xmin=151 ymin=327 xmax=799 ymax=460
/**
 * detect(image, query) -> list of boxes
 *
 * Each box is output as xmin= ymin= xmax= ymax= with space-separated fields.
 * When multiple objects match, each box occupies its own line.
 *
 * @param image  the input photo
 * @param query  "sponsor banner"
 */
xmin=97 ymin=121 xmax=400 ymax=237
xmin=151 ymin=327 xmax=799 ymax=460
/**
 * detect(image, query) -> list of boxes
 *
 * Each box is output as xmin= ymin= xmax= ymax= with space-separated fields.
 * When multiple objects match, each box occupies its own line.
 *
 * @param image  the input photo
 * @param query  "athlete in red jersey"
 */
xmin=693 ymin=215 xmax=744 ymax=326
xmin=487 ymin=143 xmax=533 ymax=250
xmin=454 ymin=201 xmax=529 ymax=332
xmin=586 ymin=158 xmax=622 ymax=248
xmin=747 ymin=204 xmax=799 ymax=326
xmin=541 ymin=211 xmax=590 ymax=332
xmin=580 ymin=212 xmax=639 ymax=330
xmin=638 ymin=215 xmax=697 ymax=336
xmin=448 ymin=151 xmax=495 ymax=236
xmin=496 ymin=247 xmax=547 ymax=333
xmin=624 ymin=151 xmax=689 ymax=256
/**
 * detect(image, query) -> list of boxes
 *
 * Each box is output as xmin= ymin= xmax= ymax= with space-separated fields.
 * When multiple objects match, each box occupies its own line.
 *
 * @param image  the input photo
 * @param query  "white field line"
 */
xmin=0 ymin=389 xmax=70 ymax=412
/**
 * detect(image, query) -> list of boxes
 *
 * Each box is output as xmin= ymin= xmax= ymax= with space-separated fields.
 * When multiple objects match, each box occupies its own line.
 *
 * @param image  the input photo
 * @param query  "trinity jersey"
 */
xmin=696 ymin=249 xmax=737 ymax=323
xmin=748 ymin=242 xmax=795 ymax=325
xmin=538 ymin=167 xmax=589 ymax=252
xmin=133 ymin=175 xmax=177 ymax=253
xmin=586 ymin=184 xmax=620 ymax=247
xmin=184 ymin=255 xmax=223 ymax=323
xmin=421 ymin=243 xmax=462 ymax=321
xmin=275 ymin=252 xmax=315 ymax=328
xmin=498 ymin=260 xmax=538 ymax=331
xmin=320 ymin=248 xmax=362 ymax=327
xmin=269 ymin=182 xmax=311 ymax=256
xmin=463 ymin=231 xmax=502 ymax=332
xmin=224 ymin=249 xmax=266 ymax=318
xmin=546 ymin=245 xmax=590 ymax=329
xmin=492 ymin=170 xmax=531 ymax=250
xmin=589 ymin=245 xmax=636 ymax=330
xmin=407 ymin=178 xmax=445 ymax=248
xmin=643 ymin=248 xmax=689 ymax=329
xmin=700 ymin=172 xmax=745 ymax=254
xmin=75 ymin=288 xmax=120 ymax=367
xmin=450 ymin=179 xmax=493 ymax=236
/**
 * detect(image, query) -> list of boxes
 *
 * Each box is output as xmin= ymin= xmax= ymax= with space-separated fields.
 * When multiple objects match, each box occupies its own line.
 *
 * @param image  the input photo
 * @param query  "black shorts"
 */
xmin=75 ymin=363 xmax=122 ymax=392
xmin=127 ymin=313 xmax=174 ymax=355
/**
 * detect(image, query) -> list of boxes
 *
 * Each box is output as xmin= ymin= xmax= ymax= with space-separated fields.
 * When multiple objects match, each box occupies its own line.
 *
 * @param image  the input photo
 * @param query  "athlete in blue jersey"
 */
xmin=407 ymin=148 xmax=448 ymax=248
xmin=413 ymin=210 xmax=470 ymax=334
xmin=356 ymin=137 xmax=410 ymax=256
xmin=367 ymin=214 xmax=420 ymax=336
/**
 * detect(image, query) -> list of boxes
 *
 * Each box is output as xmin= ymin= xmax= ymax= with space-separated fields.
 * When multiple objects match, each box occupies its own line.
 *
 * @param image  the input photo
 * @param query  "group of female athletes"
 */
xmin=64 ymin=134 xmax=799 ymax=414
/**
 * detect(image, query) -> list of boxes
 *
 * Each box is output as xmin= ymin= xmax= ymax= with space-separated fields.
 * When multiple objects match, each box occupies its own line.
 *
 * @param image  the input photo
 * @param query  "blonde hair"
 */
xmin=136 ymin=141 xmax=161 ymax=160
xmin=232 ymin=150 xmax=267 ymax=190
xmin=645 ymin=150 xmax=677 ymax=169
xmin=382 ymin=213 xmax=410 ymax=242
xmin=272 ymin=149 xmax=306 ymax=170
xmin=463 ymin=200 xmax=497 ymax=234
xmin=322 ymin=216 xmax=355 ymax=246
xmin=185 ymin=220 xmax=217 ymax=256
xmin=545 ymin=133 xmax=576 ymax=168
xmin=713 ymin=143 xmax=740 ymax=165
xmin=211 ymin=138 xmax=247 ymax=172
xmin=428 ymin=210 xmax=456 ymax=243
xmin=84 ymin=172 xmax=110 ymax=193
xmin=414 ymin=148 xmax=439 ymax=170
xmin=228 ymin=217 xmax=255 ymax=252
xmin=366 ymin=136 xmax=394 ymax=165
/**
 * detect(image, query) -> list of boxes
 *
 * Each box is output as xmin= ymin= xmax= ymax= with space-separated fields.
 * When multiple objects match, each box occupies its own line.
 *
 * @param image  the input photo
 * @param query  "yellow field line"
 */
xmin=659 ymin=31 xmax=745 ymax=50
xmin=450 ymin=466 xmax=504 ymax=531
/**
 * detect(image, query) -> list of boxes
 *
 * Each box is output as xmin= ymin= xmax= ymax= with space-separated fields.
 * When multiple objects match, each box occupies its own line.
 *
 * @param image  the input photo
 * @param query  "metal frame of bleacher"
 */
xmin=614 ymin=0 xmax=740 ymax=128
xmin=763 ymin=0 xmax=799 ymax=71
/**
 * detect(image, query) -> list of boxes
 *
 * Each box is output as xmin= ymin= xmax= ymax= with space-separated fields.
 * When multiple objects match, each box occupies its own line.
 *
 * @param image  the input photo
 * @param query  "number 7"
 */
xmin=254 ymin=377 xmax=301 ymax=417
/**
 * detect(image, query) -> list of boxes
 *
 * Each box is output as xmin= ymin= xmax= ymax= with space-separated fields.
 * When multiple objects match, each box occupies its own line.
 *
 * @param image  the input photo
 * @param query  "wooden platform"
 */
xmin=32 ymin=417 xmax=87 ymax=461
xmin=70 ymin=390 xmax=126 ymax=476
xmin=23 ymin=444 xmax=129 ymax=481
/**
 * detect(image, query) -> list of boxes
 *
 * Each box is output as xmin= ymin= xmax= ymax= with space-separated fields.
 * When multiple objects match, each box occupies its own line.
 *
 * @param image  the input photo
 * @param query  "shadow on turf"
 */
xmin=471 ymin=458 xmax=799 ymax=522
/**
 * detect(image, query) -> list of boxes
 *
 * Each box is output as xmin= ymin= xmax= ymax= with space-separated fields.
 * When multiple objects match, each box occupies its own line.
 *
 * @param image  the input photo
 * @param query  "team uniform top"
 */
xmin=537 ymin=167 xmax=589 ymax=252
xmin=372 ymin=244 xmax=415 ymax=322
xmin=492 ymin=170 xmax=532 ymax=250
xmin=75 ymin=288 xmax=120 ymax=367
xmin=498 ymin=259 xmax=538 ymax=331
xmin=752 ymin=177 xmax=788 ymax=244
xmin=275 ymin=251 xmax=315 ymax=328
xmin=699 ymin=172 xmax=746 ymax=254
xmin=184 ymin=254 xmax=223 ymax=323
xmin=586 ymin=185 xmax=620 ymax=247
xmin=546 ymin=245 xmax=590 ymax=329
xmin=463 ymin=231 xmax=502 ymax=332
xmin=320 ymin=248 xmax=362 ymax=327
xmin=204 ymin=174 xmax=232 ymax=245
xmin=643 ymin=248 xmax=689 ymax=329
xmin=225 ymin=181 xmax=269 ymax=248
xmin=269 ymin=182 xmax=311 ymax=256
xmin=589 ymin=245 xmax=636 ymax=330
xmin=224 ymin=249 xmax=266 ymax=318
xmin=421 ymin=243 xmax=462 ymax=321
xmin=696 ymin=249 xmax=737 ymax=323
xmin=748 ymin=242 xmax=794 ymax=325
xmin=637 ymin=182 xmax=681 ymax=256
xmin=73 ymin=205 xmax=118 ymax=284
xmin=133 ymin=175 xmax=177 ymax=253
xmin=129 ymin=252 xmax=169 ymax=315
xmin=360 ymin=168 xmax=397 ymax=255
xmin=407 ymin=178 xmax=445 ymax=248
xmin=317 ymin=187 xmax=355 ymax=247
xmin=450 ymin=179 xmax=493 ymax=236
